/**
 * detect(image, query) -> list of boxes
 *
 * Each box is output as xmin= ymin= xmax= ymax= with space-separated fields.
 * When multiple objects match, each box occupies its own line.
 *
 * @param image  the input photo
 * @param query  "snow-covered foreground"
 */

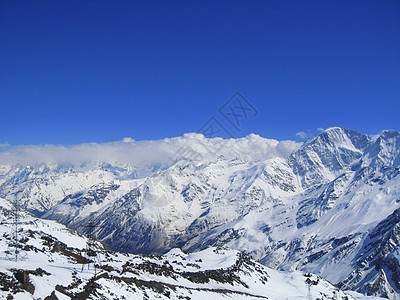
xmin=0 ymin=217 xmax=382 ymax=300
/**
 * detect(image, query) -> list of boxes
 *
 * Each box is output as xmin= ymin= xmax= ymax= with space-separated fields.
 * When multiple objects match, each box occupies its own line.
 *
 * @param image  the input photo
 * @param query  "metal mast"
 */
xmin=6 ymin=196 xmax=27 ymax=261
xmin=81 ymin=216 xmax=102 ymax=275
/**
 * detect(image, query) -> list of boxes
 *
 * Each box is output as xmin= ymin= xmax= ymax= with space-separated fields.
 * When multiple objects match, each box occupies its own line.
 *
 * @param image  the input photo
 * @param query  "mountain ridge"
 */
xmin=1 ymin=211 xmax=379 ymax=299
xmin=1 ymin=127 xmax=399 ymax=298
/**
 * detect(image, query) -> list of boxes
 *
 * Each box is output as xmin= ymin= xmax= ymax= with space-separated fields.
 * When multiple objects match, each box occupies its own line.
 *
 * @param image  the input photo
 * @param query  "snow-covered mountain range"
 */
xmin=1 ymin=127 xmax=399 ymax=298
xmin=0 ymin=210 xmax=382 ymax=299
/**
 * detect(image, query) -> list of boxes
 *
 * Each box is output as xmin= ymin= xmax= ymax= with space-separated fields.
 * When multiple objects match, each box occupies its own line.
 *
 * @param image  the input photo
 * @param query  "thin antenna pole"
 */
xmin=14 ymin=198 xmax=18 ymax=261
xmin=6 ymin=196 xmax=27 ymax=261
xmin=82 ymin=216 xmax=103 ymax=275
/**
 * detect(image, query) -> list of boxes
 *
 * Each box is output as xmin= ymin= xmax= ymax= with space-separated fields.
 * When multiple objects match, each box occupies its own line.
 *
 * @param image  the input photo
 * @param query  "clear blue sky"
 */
xmin=1 ymin=0 xmax=399 ymax=146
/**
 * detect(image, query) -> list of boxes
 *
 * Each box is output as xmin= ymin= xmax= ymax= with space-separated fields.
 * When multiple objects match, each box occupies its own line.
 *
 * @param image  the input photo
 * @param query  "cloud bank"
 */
xmin=0 ymin=134 xmax=302 ymax=168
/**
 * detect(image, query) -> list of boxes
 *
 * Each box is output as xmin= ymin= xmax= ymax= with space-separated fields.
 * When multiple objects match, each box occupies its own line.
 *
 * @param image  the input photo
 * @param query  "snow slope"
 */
xmin=0 ymin=213 xmax=382 ymax=300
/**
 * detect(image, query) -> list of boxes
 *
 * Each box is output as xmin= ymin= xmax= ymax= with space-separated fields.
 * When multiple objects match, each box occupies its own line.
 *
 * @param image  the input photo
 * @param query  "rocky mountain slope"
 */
xmin=0 ymin=127 xmax=399 ymax=298
xmin=1 ymin=208 xmax=378 ymax=300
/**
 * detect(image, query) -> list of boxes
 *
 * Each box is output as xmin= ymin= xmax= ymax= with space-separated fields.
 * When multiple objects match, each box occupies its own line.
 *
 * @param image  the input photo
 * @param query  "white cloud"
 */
xmin=296 ymin=131 xmax=307 ymax=139
xmin=122 ymin=137 xmax=135 ymax=143
xmin=0 ymin=134 xmax=302 ymax=168
xmin=317 ymin=127 xmax=325 ymax=132
xmin=0 ymin=142 xmax=10 ymax=148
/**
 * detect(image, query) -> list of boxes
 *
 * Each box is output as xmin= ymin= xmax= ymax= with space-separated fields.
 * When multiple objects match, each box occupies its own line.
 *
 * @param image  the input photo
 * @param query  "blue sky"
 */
xmin=1 ymin=0 xmax=399 ymax=146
